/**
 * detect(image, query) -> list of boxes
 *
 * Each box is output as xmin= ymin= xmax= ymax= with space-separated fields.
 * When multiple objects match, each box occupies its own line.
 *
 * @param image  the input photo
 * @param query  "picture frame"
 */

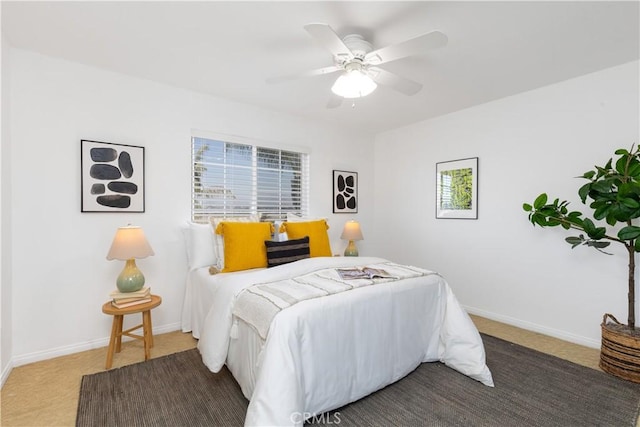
xmin=333 ymin=170 xmax=358 ymax=213
xmin=81 ymin=140 xmax=145 ymax=212
xmin=436 ymin=157 xmax=478 ymax=219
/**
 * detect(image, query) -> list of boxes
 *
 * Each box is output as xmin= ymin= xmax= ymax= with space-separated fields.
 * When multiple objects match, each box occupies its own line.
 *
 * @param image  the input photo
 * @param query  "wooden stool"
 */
xmin=101 ymin=295 xmax=162 ymax=369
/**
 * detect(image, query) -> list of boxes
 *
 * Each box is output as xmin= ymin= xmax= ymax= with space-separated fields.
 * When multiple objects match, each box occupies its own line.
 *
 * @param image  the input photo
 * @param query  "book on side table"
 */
xmin=110 ymin=287 xmax=152 ymax=308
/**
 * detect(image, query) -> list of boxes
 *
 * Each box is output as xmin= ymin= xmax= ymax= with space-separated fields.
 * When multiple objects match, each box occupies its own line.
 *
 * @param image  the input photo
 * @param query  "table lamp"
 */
xmin=106 ymin=225 xmax=155 ymax=293
xmin=341 ymin=220 xmax=364 ymax=257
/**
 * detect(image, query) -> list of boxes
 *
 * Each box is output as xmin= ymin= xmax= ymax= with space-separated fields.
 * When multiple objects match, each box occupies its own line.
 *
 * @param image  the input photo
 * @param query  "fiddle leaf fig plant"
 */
xmin=523 ymin=144 xmax=640 ymax=329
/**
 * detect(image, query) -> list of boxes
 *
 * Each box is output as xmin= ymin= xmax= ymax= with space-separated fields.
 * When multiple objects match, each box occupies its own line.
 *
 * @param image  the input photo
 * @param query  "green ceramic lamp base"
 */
xmin=344 ymin=240 xmax=359 ymax=257
xmin=116 ymin=258 xmax=145 ymax=293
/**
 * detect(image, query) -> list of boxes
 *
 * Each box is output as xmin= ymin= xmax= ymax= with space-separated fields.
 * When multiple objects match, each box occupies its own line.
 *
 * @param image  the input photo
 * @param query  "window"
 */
xmin=192 ymin=136 xmax=309 ymax=222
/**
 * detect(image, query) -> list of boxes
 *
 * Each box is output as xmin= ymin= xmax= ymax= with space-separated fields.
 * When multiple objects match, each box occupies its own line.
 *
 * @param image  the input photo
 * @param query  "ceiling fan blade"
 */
xmin=326 ymin=94 xmax=343 ymax=109
xmin=266 ymin=65 xmax=341 ymax=84
xmin=304 ymin=23 xmax=353 ymax=61
xmin=365 ymin=31 xmax=448 ymax=65
xmin=368 ymin=67 xmax=423 ymax=96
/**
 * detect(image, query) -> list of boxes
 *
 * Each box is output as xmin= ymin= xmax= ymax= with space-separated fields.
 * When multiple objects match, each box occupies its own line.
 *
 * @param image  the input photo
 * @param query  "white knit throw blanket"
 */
xmin=232 ymin=262 xmax=433 ymax=340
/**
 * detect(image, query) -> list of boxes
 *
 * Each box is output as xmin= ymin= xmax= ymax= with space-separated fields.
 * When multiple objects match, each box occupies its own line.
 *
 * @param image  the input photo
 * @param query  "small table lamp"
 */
xmin=341 ymin=220 xmax=364 ymax=256
xmin=106 ymin=225 xmax=155 ymax=293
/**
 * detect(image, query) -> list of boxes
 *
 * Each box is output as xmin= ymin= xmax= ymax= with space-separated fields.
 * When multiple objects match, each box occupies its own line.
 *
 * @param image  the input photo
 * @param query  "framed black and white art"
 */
xmin=436 ymin=157 xmax=478 ymax=219
xmin=81 ymin=140 xmax=145 ymax=212
xmin=333 ymin=170 xmax=358 ymax=213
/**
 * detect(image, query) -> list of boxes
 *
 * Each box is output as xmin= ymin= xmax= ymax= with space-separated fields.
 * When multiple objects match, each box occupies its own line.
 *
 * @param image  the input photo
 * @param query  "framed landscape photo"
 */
xmin=436 ymin=157 xmax=478 ymax=219
xmin=333 ymin=170 xmax=358 ymax=213
xmin=81 ymin=140 xmax=145 ymax=212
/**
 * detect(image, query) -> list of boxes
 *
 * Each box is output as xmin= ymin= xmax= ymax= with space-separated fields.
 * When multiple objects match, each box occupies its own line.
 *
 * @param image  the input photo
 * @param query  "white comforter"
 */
xmin=191 ymin=256 xmax=493 ymax=426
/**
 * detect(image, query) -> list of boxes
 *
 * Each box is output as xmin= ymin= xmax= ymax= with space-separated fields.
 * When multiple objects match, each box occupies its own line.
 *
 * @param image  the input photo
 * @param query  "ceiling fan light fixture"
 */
xmin=331 ymin=70 xmax=377 ymax=99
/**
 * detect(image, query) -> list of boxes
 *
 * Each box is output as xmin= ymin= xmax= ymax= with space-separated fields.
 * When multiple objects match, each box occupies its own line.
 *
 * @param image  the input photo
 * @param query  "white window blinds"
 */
xmin=192 ymin=136 xmax=309 ymax=222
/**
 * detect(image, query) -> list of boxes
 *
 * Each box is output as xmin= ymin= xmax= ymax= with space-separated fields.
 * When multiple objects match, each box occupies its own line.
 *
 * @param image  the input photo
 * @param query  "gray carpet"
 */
xmin=76 ymin=334 xmax=640 ymax=426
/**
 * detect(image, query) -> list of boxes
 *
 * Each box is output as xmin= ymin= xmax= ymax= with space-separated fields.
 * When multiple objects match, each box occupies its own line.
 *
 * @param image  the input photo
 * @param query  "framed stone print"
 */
xmin=81 ymin=140 xmax=145 ymax=212
xmin=333 ymin=170 xmax=357 ymax=213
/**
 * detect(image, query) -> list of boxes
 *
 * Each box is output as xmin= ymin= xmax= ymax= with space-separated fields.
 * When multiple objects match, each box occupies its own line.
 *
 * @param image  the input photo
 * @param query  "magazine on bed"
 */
xmin=336 ymin=266 xmax=398 ymax=280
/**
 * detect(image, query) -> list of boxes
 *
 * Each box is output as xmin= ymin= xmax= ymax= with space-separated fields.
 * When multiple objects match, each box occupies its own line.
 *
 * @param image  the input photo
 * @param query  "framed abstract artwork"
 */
xmin=81 ymin=140 xmax=145 ymax=212
xmin=333 ymin=170 xmax=358 ymax=213
xmin=436 ymin=157 xmax=478 ymax=219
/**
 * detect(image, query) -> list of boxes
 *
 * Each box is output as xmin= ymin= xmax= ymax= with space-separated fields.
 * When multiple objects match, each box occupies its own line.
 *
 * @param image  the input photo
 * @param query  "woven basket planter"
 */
xmin=600 ymin=313 xmax=640 ymax=383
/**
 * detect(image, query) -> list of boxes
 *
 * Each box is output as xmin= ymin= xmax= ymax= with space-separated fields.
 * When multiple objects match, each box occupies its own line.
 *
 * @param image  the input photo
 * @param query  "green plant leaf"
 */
xmin=582 ymin=218 xmax=596 ymax=234
xmin=547 ymin=218 xmax=561 ymax=226
xmin=565 ymin=236 xmax=583 ymax=248
xmin=619 ymin=182 xmax=636 ymax=197
xmin=582 ymin=170 xmax=596 ymax=180
xmin=588 ymin=241 xmax=611 ymax=248
xmin=578 ymin=183 xmax=591 ymax=203
xmin=538 ymin=207 xmax=557 ymax=217
xmin=618 ymin=226 xmax=640 ymax=241
xmin=595 ymin=166 xmax=608 ymax=179
xmin=591 ymin=227 xmax=606 ymax=240
xmin=531 ymin=212 xmax=546 ymax=227
xmin=591 ymin=180 xmax=614 ymax=193
xmin=615 ymin=148 xmax=630 ymax=155
xmin=567 ymin=218 xmax=584 ymax=227
xmin=533 ymin=193 xmax=548 ymax=210
xmin=593 ymin=205 xmax=610 ymax=220
xmin=629 ymin=162 xmax=640 ymax=178
xmin=628 ymin=157 xmax=640 ymax=172
xmin=621 ymin=198 xmax=640 ymax=209
xmin=523 ymin=203 xmax=532 ymax=212
xmin=580 ymin=218 xmax=606 ymax=240
xmin=613 ymin=204 xmax=637 ymax=222
xmin=616 ymin=155 xmax=629 ymax=175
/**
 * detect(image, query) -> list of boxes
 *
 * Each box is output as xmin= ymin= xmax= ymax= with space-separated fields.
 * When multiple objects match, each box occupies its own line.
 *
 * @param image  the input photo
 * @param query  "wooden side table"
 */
xmin=101 ymin=294 xmax=162 ymax=369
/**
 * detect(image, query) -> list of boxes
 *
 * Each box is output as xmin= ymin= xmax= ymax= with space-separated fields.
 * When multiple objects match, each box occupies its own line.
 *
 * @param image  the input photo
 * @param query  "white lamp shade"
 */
xmin=340 ymin=220 xmax=364 ymax=241
xmin=106 ymin=225 xmax=155 ymax=260
xmin=331 ymin=71 xmax=377 ymax=98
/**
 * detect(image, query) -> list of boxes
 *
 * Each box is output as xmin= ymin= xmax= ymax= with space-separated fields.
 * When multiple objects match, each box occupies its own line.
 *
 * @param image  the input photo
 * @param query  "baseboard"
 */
xmin=1 ymin=359 xmax=13 ymax=388
xmin=4 ymin=310 xmax=602 ymax=374
xmin=465 ymin=305 xmax=601 ymax=349
xmin=9 ymin=322 xmax=182 ymax=368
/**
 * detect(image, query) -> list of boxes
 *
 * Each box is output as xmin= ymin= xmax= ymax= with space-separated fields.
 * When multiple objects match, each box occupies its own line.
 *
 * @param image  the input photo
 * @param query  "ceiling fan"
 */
xmin=267 ymin=23 xmax=448 ymax=108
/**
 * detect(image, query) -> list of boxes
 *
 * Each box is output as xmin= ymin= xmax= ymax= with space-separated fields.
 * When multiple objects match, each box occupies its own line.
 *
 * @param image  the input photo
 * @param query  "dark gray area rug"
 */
xmin=76 ymin=334 xmax=640 ymax=426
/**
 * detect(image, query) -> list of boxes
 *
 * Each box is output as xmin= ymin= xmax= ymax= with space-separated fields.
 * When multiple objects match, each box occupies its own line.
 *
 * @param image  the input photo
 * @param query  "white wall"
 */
xmin=373 ymin=61 xmax=640 ymax=347
xmin=1 ymin=31 xmax=13 ymax=385
xmin=6 ymin=46 xmax=638 ymax=370
xmin=7 ymin=48 xmax=375 ymax=365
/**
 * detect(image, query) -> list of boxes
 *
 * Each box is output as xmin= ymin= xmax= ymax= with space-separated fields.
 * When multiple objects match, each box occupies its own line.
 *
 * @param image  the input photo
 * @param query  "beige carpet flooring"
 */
xmin=0 ymin=316 xmax=608 ymax=426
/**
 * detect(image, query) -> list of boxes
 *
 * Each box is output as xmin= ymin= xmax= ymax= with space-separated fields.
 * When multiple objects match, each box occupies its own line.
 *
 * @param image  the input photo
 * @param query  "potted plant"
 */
xmin=523 ymin=144 xmax=640 ymax=383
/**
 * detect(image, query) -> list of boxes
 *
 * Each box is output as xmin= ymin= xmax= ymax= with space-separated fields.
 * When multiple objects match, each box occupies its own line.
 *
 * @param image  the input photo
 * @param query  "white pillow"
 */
xmin=286 ymin=212 xmax=327 ymax=222
xmin=273 ymin=220 xmax=288 ymax=242
xmin=182 ymin=222 xmax=217 ymax=270
xmin=209 ymin=215 xmax=260 ymax=270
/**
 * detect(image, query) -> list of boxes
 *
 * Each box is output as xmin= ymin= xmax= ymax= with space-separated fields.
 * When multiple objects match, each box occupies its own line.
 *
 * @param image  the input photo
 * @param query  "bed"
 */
xmin=181 ymin=220 xmax=493 ymax=426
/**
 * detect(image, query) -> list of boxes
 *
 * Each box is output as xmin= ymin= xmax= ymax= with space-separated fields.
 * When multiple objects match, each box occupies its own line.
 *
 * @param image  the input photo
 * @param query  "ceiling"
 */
xmin=2 ymin=1 xmax=639 ymax=134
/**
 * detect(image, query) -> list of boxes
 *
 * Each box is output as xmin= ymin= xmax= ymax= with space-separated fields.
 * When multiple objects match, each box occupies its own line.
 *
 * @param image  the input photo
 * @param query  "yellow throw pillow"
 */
xmin=209 ymin=215 xmax=259 ymax=270
xmin=283 ymin=220 xmax=332 ymax=257
xmin=215 ymin=222 xmax=274 ymax=272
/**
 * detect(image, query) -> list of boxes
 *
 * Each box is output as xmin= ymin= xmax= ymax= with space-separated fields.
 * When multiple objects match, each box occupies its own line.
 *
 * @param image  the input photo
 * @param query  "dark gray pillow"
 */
xmin=265 ymin=236 xmax=310 ymax=268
